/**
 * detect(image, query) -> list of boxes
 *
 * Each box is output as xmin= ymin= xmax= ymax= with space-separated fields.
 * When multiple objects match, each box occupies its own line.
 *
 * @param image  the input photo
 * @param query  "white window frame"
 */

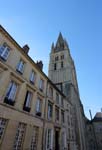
xmin=16 ymin=59 xmax=25 ymax=74
xmin=46 ymin=129 xmax=53 ymax=150
xmin=0 ymin=118 xmax=7 ymax=140
xmin=39 ymin=78 xmax=44 ymax=92
xmin=0 ymin=43 xmax=10 ymax=60
xmin=24 ymin=91 xmax=32 ymax=108
xmin=30 ymin=126 xmax=39 ymax=150
xmin=49 ymin=87 xmax=53 ymax=98
xmin=30 ymin=70 xmax=36 ymax=84
xmin=13 ymin=123 xmax=26 ymax=150
xmin=36 ymin=98 xmax=42 ymax=116
xmin=48 ymin=102 xmax=53 ymax=120
xmin=5 ymin=81 xmax=17 ymax=102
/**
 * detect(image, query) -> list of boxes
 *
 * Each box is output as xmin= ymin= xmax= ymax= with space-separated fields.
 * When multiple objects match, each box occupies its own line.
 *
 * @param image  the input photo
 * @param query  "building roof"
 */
xmin=93 ymin=112 xmax=102 ymax=122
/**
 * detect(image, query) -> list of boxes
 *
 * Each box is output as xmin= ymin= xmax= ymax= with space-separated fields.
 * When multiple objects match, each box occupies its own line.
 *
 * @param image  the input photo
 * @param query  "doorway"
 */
xmin=55 ymin=129 xmax=59 ymax=150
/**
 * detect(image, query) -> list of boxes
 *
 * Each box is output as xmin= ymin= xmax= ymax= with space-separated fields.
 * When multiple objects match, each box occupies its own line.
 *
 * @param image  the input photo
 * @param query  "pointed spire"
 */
xmin=51 ymin=32 xmax=70 ymax=53
xmin=57 ymin=32 xmax=64 ymax=44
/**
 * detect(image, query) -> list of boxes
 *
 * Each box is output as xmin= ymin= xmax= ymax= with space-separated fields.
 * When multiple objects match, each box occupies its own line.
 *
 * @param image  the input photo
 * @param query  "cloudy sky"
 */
xmin=0 ymin=0 xmax=102 ymax=118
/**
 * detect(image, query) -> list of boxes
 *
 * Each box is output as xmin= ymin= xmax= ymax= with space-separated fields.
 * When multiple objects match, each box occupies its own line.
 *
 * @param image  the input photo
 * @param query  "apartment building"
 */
xmin=0 ymin=25 xmax=77 ymax=150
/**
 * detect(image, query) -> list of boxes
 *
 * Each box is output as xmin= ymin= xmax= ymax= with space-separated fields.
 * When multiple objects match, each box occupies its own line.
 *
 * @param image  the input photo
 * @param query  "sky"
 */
xmin=0 ymin=0 xmax=102 ymax=119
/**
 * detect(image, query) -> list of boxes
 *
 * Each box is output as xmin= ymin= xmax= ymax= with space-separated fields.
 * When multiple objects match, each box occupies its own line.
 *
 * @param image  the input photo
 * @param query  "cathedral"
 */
xmin=0 ymin=25 xmax=101 ymax=150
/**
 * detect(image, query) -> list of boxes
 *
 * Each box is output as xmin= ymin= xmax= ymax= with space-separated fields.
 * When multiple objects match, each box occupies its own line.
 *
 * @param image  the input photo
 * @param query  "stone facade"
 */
xmin=0 ymin=25 xmax=79 ymax=150
xmin=86 ymin=112 xmax=102 ymax=150
xmin=0 ymin=25 xmax=100 ymax=150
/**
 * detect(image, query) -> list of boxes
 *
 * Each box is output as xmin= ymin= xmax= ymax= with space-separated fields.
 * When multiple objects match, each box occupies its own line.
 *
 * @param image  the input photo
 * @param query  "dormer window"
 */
xmin=0 ymin=43 xmax=11 ymax=61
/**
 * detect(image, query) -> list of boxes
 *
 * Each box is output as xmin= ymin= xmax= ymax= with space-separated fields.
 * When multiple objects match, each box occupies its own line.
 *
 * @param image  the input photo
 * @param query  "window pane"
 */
xmin=36 ymin=98 xmax=42 ymax=116
xmin=0 ymin=118 xmax=7 ymax=140
xmin=30 ymin=70 xmax=36 ymax=83
xmin=4 ymin=81 xmax=17 ymax=105
xmin=30 ymin=126 xmax=39 ymax=150
xmin=13 ymin=123 xmax=26 ymax=150
xmin=16 ymin=60 xmax=24 ymax=73
xmin=0 ymin=43 xmax=10 ymax=60
xmin=48 ymin=102 xmax=53 ymax=120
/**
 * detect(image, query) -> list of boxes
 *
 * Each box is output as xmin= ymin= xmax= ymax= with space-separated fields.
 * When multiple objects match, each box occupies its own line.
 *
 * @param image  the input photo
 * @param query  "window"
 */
xmin=61 ymin=132 xmax=66 ymax=149
xmin=61 ymin=98 xmax=63 ymax=107
xmin=49 ymin=87 xmax=53 ymax=98
xmin=4 ymin=81 xmax=17 ymax=106
xmin=48 ymin=102 xmax=53 ymax=120
xmin=36 ymin=98 xmax=42 ymax=117
xmin=55 ymin=107 xmax=59 ymax=122
xmin=16 ymin=59 xmax=25 ymax=74
xmin=13 ymin=123 xmax=26 ymax=150
xmin=61 ymin=61 xmax=64 ymax=68
xmin=61 ymin=110 xmax=64 ymax=123
xmin=0 ymin=43 xmax=11 ymax=60
xmin=23 ymin=91 xmax=32 ymax=112
xmin=30 ymin=70 xmax=36 ymax=84
xmin=54 ymin=63 xmax=57 ymax=70
xmin=0 ymin=118 xmax=7 ymax=141
xmin=39 ymin=78 xmax=44 ymax=92
xmin=30 ymin=126 xmax=39 ymax=150
xmin=61 ymin=55 xmax=64 ymax=59
xmin=46 ymin=129 xmax=53 ymax=150
xmin=56 ymin=93 xmax=59 ymax=104
xmin=55 ymin=56 xmax=58 ymax=61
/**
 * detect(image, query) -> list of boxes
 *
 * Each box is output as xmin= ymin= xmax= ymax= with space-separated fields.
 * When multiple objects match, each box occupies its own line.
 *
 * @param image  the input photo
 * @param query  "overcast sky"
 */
xmin=0 ymin=0 xmax=102 ymax=119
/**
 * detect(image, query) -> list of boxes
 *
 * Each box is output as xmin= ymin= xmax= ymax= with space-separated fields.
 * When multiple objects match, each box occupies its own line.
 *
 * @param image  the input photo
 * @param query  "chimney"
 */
xmin=22 ymin=44 xmax=30 ymax=54
xmin=36 ymin=61 xmax=43 ymax=71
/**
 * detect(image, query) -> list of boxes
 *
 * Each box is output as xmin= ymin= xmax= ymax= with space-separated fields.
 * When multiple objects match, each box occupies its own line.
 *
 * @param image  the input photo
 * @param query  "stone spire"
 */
xmin=56 ymin=32 xmax=64 ymax=49
xmin=54 ymin=32 xmax=69 ymax=52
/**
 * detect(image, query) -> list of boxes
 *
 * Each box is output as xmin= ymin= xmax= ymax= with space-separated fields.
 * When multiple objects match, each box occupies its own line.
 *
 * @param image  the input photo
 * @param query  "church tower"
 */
xmin=48 ymin=33 xmax=79 ymax=97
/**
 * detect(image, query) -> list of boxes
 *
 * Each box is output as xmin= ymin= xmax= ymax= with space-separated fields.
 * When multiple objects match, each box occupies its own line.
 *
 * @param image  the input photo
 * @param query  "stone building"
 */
xmin=86 ymin=112 xmax=102 ymax=150
xmin=1 ymin=24 xmax=100 ymax=150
